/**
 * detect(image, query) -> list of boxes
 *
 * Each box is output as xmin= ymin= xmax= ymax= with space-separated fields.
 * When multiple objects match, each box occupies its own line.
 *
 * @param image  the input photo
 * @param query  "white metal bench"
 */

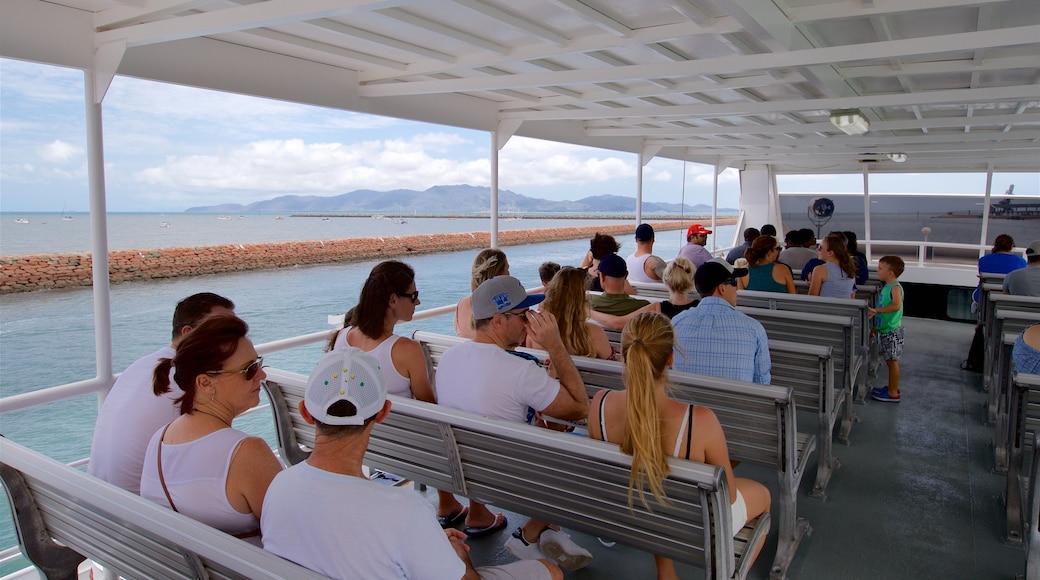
xmin=412 ymin=331 xmax=810 ymax=579
xmin=1006 ymin=373 xmax=1040 ymax=546
xmin=0 ymin=437 xmax=325 ymax=580
xmin=263 ymin=369 xmax=769 ymax=580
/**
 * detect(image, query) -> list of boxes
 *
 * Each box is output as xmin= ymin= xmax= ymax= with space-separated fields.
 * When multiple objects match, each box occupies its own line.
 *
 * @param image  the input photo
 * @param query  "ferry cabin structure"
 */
xmin=1 ymin=1 xmax=1039 ymax=578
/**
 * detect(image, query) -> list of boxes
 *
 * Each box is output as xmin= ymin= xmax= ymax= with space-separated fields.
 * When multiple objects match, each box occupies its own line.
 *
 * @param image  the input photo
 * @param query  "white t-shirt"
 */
xmin=261 ymin=462 xmax=466 ymax=580
xmin=435 ymin=341 xmax=560 ymax=423
xmin=88 ymin=346 xmax=181 ymax=494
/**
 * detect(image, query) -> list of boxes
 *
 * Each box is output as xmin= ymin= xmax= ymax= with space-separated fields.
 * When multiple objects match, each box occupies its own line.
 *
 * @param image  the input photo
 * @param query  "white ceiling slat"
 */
xmin=585 ymin=113 xmax=1040 ymax=137
xmin=307 ymin=19 xmax=456 ymax=63
xmin=839 ymin=55 xmax=1040 ymax=79
xmin=503 ymin=85 xmax=1040 ymax=122
xmin=379 ymin=7 xmax=511 ymax=54
xmin=548 ymin=0 xmax=633 ymax=36
xmin=787 ymin=0 xmax=1009 ymax=24
xmin=96 ymin=0 xmax=214 ymax=29
xmin=243 ymin=28 xmax=409 ymax=70
xmin=658 ymin=129 xmax=1040 ymax=151
xmin=97 ymin=0 xmax=400 ymax=48
xmin=452 ymin=0 xmax=570 ymax=46
xmin=360 ymin=20 xmax=730 ymax=83
xmin=357 ymin=25 xmax=1040 ymax=97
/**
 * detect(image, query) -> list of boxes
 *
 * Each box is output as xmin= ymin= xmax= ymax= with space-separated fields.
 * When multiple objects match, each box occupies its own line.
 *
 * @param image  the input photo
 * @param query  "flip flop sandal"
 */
xmin=437 ymin=506 xmax=469 ymax=529
xmin=462 ymin=513 xmax=508 ymax=538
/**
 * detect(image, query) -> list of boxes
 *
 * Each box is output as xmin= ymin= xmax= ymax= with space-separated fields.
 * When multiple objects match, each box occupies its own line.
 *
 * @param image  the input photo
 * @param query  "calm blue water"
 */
xmin=0 ymin=213 xmax=735 ymax=571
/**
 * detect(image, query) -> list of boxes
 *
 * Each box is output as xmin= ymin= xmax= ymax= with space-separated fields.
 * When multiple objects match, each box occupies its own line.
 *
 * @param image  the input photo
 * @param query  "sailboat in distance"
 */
xmin=61 ymin=203 xmax=73 ymax=221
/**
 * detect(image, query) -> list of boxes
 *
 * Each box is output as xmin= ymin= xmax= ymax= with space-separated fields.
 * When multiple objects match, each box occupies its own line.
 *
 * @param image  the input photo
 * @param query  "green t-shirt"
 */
xmin=589 ymin=293 xmax=650 ymax=316
xmin=876 ymin=281 xmax=903 ymax=333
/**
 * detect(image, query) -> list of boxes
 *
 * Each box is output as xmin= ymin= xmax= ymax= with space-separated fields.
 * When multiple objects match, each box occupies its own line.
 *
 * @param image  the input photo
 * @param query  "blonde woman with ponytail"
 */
xmin=588 ymin=312 xmax=771 ymax=578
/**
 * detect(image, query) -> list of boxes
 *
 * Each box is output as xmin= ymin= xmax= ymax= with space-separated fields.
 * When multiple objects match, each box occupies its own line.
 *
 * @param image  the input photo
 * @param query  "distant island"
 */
xmin=185 ymin=184 xmax=737 ymax=215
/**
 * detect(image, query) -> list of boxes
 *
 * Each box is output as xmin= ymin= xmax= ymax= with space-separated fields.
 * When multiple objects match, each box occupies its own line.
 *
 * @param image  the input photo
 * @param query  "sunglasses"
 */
xmin=503 ymin=309 xmax=530 ymax=319
xmin=206 ymin=356 xmax=265 ymax=381
xmin=396 ymin=290 xmax=420 ymax=302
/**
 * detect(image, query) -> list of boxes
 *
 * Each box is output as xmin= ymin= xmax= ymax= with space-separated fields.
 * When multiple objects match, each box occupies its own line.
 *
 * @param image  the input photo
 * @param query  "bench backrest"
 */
xmin=737 ymin=289 xmax=869 ymax=359
xmin=262 ymin=370 xmax=762 ymax=580
xmin=0 ymin=438 xmax=324 ymax=580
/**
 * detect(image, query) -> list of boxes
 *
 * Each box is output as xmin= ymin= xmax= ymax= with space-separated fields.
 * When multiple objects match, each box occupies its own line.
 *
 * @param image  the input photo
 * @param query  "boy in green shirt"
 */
xmin=870 ymin=256 xmax=905 ymax=402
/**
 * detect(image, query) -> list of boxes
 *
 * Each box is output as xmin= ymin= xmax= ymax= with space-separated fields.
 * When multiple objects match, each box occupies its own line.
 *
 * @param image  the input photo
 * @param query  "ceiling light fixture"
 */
xmin=887 ymin=152 xmax=907 ymax=163
xmin=829 ymin=108 xmax=869 ymax=135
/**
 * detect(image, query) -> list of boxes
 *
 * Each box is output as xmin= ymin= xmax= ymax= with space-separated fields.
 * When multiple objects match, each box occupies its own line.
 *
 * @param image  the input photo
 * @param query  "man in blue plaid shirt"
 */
xmin=671 ymin=259 xmax=771 ymax=384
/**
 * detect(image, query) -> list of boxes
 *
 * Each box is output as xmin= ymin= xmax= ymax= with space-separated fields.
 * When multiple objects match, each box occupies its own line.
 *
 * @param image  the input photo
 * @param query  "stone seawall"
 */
xmin=0 ymin=220 xmax=732 ymax=294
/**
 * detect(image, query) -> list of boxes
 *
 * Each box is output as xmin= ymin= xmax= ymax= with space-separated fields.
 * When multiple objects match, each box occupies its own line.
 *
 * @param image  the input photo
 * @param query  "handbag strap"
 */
xmin=156 ymin=423 xmax=178 ymax=512
xmin=155 ymin=423 xmax=261 ymax=540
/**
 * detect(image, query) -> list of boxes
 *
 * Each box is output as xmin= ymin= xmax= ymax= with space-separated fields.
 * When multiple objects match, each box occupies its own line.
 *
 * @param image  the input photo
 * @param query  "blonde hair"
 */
xmin=620 ymin=312 xmax=675 ymax=508
xmin=542 ymin=267 xmax=597 ymax=357
xmin=470 ymin=249 xmax=508 ymax=291
xmin=662 ymin=257 xmax=695 ymax=295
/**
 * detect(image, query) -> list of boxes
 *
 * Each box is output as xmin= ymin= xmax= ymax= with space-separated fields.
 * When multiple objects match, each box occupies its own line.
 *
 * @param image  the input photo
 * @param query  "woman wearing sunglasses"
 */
xmin=329 ymin=260 xmax=435 ymax=403
xmin=140 ymin=314 xmax=282 ymax=544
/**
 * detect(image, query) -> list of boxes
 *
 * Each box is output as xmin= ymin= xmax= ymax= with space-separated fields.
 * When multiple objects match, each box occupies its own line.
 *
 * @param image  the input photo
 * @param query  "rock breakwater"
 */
xmin=0 ymin=221 xmax=727 ymax=294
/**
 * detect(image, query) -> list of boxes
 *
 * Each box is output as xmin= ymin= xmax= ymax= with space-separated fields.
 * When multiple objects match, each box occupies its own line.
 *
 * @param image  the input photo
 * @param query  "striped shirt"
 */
xmin=671 ymin=296 xmax=771 ymax=384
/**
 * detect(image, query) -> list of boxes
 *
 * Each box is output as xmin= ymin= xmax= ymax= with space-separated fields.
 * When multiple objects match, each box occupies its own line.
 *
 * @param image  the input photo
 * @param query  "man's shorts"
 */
xmin=878 ymin=327 xmax=905 ymax=361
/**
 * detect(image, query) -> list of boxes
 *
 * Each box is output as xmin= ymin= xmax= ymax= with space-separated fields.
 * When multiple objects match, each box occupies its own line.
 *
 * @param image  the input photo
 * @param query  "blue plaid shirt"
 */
xmin=671 ymin=296 xmax=772 ymax=384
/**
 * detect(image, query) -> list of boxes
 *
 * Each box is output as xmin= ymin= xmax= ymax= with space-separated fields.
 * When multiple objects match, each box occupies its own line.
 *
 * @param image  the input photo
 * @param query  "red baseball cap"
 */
xmin=686 ymin=224 xmax=712 ymax=237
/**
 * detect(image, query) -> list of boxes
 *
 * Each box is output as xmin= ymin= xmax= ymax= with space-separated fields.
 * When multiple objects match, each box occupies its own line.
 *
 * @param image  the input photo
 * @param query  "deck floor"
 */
xmin=422 ymin=316 xmax=1024 ymax=579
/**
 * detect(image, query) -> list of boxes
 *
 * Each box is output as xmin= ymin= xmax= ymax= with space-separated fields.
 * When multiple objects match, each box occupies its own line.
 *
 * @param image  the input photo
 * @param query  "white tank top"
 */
xmin=140 ymin=427 xmax=259 ymax=542
xmin=333 ymin=327 xmax=413 ymax=398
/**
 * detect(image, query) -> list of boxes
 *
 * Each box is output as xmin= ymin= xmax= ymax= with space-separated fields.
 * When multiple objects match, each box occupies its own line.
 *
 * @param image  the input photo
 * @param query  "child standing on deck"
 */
xmin=870 ymin=256 xmax=906 ymax=403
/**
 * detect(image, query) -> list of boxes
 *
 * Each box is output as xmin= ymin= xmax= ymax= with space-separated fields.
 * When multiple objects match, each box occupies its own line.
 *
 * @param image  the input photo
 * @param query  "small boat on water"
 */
xmin=217 ymin=215 xmax=232 ymax=221
xmin=13 ymin=217 xmax=29 ymax=224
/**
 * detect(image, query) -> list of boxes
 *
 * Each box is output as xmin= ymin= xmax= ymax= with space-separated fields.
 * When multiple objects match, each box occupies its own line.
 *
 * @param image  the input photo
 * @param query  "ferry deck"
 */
xmin=2 ymin=1 xmax=1039 ymax=578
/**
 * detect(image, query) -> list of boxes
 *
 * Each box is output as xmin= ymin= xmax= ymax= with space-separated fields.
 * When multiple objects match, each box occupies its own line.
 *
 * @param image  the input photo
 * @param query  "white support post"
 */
xmin=635 ymin=152 xmax=644 ymax=225
xmin=711 ymin=163 xmax=719 ymax=252
xmin=862 ymin=163 xmax=872 ymax=264
xmin=84 ymin=72 xmax=115 ymax=399
xmin=490 ymin=131 xmax=499 ymax=249
xmin=980 ymin=165 xmax=993 ymax=258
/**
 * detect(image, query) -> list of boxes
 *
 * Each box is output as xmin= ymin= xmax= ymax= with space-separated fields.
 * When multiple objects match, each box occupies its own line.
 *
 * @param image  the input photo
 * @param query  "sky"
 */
xmin=1 ymin=58 xmax=1037 ymax=213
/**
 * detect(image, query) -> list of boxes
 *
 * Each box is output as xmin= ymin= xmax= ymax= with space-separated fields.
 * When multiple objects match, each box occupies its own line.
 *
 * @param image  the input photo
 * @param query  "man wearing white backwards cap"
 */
xmin=436 ymin=275 xmax=593 ymax=571
xmin=261 ymin=347 xmax=561 ymax=580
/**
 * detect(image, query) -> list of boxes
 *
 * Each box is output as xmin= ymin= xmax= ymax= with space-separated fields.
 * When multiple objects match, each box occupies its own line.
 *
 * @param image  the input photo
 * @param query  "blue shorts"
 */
xmin=879 ymin=327 xmax=904 ymax=361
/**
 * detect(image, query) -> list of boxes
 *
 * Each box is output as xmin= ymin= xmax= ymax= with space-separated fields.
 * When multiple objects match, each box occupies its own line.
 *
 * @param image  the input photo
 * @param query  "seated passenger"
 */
xmin=528 ymin=266 xmax=613 ymax=360
xmin=589 ymin=254 xmax=650 ymax=316
xmin=588 ymin=312 xmax=771 ymax=578
xmin=590 ymin=257 xmax=699 ymax=330
xmin=779 ymin=228 xmax=816 ymax=272
xmin=581 ymin=233 xmax=635 ymax=293
xmin=140 ymin=314 xmax=282 ymax=544
xmin=626 ymin=223 xmax=667 ymax=283
xmin=436 ymin=276 xmax=594 ymax=570
xmin=725 ymin=227 xmax=760 ymax=264
xmin=261 ymin=347 xmax=562 ymax=580
xmin=329 ymin=260 xmax=434 ymax=403
xmin=678 ymin=224 xmax=714 ymax=269
xmin=808 ymin=232 xmax=857 ymax=299
xmin=737 ymin=235 xmax=795 ymax=294
xmin=454 ymin=249 xmax=509 ymax=339
xmin=538 ymin=261 xmax=561 ymax=289
xmin=89 ymin=292 xmax=234 ymax=494
xmin=843 ymin=230 xmax=869 ymax=285
xmin=672 ymin=259 xmax=771 ymax=384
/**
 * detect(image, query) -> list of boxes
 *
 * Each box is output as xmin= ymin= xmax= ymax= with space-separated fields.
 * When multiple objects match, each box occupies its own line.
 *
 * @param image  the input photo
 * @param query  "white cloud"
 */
xmin=39 ymin=140 xmax=83 ymax=163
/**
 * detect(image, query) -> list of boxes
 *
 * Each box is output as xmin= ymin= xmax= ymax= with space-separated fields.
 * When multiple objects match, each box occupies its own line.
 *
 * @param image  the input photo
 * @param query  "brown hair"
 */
xmin=992 ymin=234 xmax=1015 ymax=253
xmin=170 ymin=293 xmax=234 ymax=341
xmin=154 ymin=314 xmax=248 ymax=414
xmin=744 ymin=235 xmax=778 ymax=266
xmin=542 ymin=267 xmax=597 ymax=357
xmin=823 ymin=232 xmax=857 ymax=279
xmin=878 ymin=255 xmax=905 ymax=277
xmin=470 ymin=249 xmax=508 ymax=291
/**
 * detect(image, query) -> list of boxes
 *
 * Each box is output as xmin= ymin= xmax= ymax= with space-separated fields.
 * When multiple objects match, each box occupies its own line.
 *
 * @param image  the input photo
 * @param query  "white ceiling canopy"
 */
xmin=2 ymin=0 xmax=1038 ymax=174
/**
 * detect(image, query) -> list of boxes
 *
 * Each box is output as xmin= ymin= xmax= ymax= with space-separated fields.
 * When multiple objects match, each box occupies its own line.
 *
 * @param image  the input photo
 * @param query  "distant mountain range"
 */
xmin=185 ymin=185 xmax=735 ymax=214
